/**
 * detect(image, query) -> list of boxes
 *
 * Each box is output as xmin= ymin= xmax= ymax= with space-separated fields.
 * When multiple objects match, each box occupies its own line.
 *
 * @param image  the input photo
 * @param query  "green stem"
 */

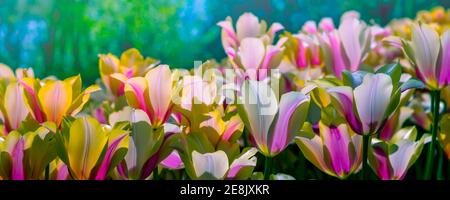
xmin=45 ymin=164 xmax=50 ymax=180
xmin=437 ymin=148 xmax=444 ymax=180
xmin=264 ymin=156 xmax=273 ymax=180
xmin=153 ymin=167 xmax=159 ymax=180
xmin=362 ymin=135 xmax=371 ymax=180
xmin=298 ymin=152 xmax=306 ymax=180
xmin=424 ymin=90 xmax=440 ymax=180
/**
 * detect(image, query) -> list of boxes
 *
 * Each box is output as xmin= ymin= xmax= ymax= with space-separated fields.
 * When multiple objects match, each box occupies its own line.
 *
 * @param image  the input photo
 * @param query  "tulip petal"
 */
xmin=339 ymin=18 xmax=363 ymax=71
xmin=227 ymin=148 xmax=257 ymax=179
xmin=11 ymin=137 xmax=25 ymax=180
xmin=160 ymin=150 xmax=184 ymax=170
xmin=192 ymin=150 xmax=229 ymax=179
xmin=238 ymin=38 xmax=265 ymax=70
xmin=145 ymin=65 xmax=173 ymax=127
xmin=239 ymin=80 xmax=278 ymax=155
xmin=411 ymin=24 xmax=440 ymax=88
xmin=236 ymin=13 xmax=261 ymax=41
xmin=354 ymin=73 xmax=392 ymax=134
xmin=328 ymin=86 xmax=362 ymax=134
xmin=320 ymin=123 xmax=352 ymax=176
xmin=124 ymin=77 xmax=149 ymax=116
xmin=4 ymin=83 xmax=29 ymax=131
xmin=95 ymin=133 xmax=127 ymax=180
xmin=38 ymin=81 xmax=72 ymax=126
xmin=67 ymin=117 xmax=108 ymax=180
xmin=270 ymin=92 xmax=309 ymax=155
xmin=439 ymin=29 xmax=450 ymax=86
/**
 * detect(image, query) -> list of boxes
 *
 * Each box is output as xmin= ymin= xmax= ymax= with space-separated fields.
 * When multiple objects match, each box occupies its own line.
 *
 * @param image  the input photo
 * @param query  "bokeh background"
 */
xmin=0 ymin=0 xmax=448 ymax=85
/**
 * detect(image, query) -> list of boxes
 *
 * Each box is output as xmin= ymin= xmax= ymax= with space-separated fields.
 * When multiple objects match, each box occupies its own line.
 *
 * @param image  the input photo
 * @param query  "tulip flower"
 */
xmin=99 ymin=48 xmax=159 ymax=97
xmin=0 ymin=125 xmax=56 ymax=180
xmin=318 ymin=16 xmax=371 ymax=78
xmin=57 ymin=117 xmax=128 ymax=180
xmin=401 ymin=24 xmax=449 ymax=90
xmin=19 ymin=75 xmax=100 ymax=127
xmin=116 ymin=64 xmax=174 ymax=128
xmin=279 ymin=24 xmax=323 ymax=85
xmin=217 ymin=12 xmax=284 ymax=51
xmin=227 ymin=37 xmax=286 ymax=80
xmin=328 ymin=67 xmax=423 ymax=178
xmin=400 ymin=23 xmax=449 ymax=179
xmin=295 ymin=122 xmax=362 ymax=179
xmin=237 ymin=80 xmax=310 ymax=179
xmin=190 ymin=148 xmax=257 ymax=180
xmin=328 ymin=73 xmax=393 ymax=135
xmin=369 ymin=127 xmax=428 ymax=180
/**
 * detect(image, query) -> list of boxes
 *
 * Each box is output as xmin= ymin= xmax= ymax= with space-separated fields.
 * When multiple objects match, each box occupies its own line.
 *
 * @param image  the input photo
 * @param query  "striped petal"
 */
xmin=145 ymin=65 xmax=173 ymax=127
xmin=328 ymin=86 xmax=362 ymax=134
xmin=320 ymin=123 xmax=352 ymax=177
xmin=411 ymin=24 xmax=440 ymax=89
xmin=38 ymin=81 xmax=72 ymax=126
xmin=227 ymin=148 xmax=257 ymax=179
xmin=95 ymin=133 xmax=127 ymax=180
xmin=439 ymin=29 xmax=450 ymax=87
xmin=270 ymin=92 xmax=309 ymax=155
xmin=239 ymin=80 xmax=278 ymax=156
xmin=123 ymin=77 xmax=149 ymax=116
xmin=66 ymin=117 xmax=108 ymax=180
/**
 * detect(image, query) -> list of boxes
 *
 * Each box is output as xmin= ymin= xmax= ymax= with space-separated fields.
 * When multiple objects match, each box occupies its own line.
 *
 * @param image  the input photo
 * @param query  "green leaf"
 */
xmin=342 ymin=71 xmax=367 ymax=89
xmin=400 ymin=78 xmax=425 ymax=92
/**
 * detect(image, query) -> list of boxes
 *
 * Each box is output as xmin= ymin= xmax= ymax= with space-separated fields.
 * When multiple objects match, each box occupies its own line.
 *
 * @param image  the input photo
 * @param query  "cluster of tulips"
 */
xmin=1 ymin=7 xmax=450 ymax=180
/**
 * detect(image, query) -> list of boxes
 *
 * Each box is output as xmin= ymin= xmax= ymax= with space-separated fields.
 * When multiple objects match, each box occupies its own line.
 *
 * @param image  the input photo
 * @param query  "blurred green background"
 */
xmin=0 ymin=0 xmax=448 ymax=85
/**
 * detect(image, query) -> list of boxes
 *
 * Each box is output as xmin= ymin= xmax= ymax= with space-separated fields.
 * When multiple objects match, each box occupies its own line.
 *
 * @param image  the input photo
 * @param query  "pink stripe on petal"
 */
xmin=328 ymin=32 xmax=346 ymax=78
xmin=19 ymin=80 xmax=44 ymax=123
xmin=57 ymin=164 xmax=69 ymax=180
xmin=160 ymin=151 xmax=184 ymax=170
xmin=270 ymin=92 xmax=308 ymax=154
xmin=11 ymin=138 xmax=25 ymax=180
xmin=95 ymin=134 xmax=127 ymax=180
xmin=439 ymin=30 xmax=450 ymax=86
xmin=373 ymin=147 xmax=391 ymax=180
xmin=296 ymin=39 xmax=308 ymax=69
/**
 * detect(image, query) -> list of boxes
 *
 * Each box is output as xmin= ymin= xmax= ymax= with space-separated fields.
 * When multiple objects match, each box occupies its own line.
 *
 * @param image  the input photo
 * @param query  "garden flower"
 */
xmin=116 ymin=64 xmax=174 ymax=128
xmin=279 ymin=21 xmax=323 ymax=85
xmin=217 ymin=12 xmax=284 ymax=51
xmin=58 ymin=117 xmax=128 ymax=180
xmin=191 ymin=148 xmax=257 ymax=180
xmin=295 ymin=122 xmax=362 ymax=179
xmin=19 ymin=75 xmax=100 ymax=127
xmin=328 ymin=73 xmax=393 ymax=135
xmin=99 ymin=48 xmax=159 ymax=97
xmin=227 ymin=37 xmax=286 ymax=80
xmin=401 ymin=23 xmax=450 ymax=90
xmin=369 ymin=127 xmax=428 ymax=180
xmin=108 ymin=108 xmax=166 ymax=180
xmin=0 ymin=125 xmax=56 ymax=180
xmin=318 ymin=16 xmax=371 ymax=78
xmin=237 ymin=79 xmax=310 ymax=157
